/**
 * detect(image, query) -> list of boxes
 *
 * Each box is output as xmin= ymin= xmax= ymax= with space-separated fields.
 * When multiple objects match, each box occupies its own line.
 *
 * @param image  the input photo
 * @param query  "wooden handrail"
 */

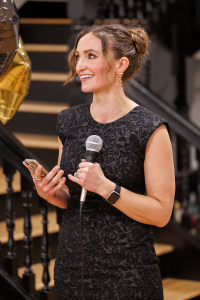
xmin=0 ymin=123 xmax=49 ymax=183
xmin=127 ymin=79 xmax=200 ymax=150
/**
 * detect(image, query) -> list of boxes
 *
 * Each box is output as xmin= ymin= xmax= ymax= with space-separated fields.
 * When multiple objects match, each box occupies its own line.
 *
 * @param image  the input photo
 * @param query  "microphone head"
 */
xmin=86 ymin=135 xmax=103 ymax=153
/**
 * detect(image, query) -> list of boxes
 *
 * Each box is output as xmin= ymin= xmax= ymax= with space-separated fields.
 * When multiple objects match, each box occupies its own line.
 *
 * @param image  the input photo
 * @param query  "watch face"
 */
xmin=107 ymin=191 xmax=120 ymax=204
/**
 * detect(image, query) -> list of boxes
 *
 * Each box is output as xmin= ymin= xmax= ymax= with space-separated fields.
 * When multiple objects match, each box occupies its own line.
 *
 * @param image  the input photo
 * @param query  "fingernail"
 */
xmin=56 ymin=165 xmax=60 ymax=170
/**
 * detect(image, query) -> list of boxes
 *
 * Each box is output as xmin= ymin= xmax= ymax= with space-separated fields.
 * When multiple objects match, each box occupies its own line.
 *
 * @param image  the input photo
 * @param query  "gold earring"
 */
xmin=116 ymin=72 xmax=123 ymax=87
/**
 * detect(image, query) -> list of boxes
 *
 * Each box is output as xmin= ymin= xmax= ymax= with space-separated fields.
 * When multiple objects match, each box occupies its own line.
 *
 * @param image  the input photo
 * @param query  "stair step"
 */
xmin=20 ymin=18 xmax=73 ymax=24
xmin=31 ymin=72 xmax=69 ymax=82
xmin=0 ymin=211 xmax=59 ymax=244
xmin=25 ymin=80 xmax=73 ymax=102
xmin=154 ymin=243 xmax=174 ymax=256
xmin=26 ymin=51 xmax=69 ymax=72
xmin=13 ymin=133 xmax=58 ymax=149
xmin=0 ymin=167 xmax=20 ymax=195
xmin=19 ymin=1 xmax=67 ymax=19
xmin=20 ymin=23 xmax=71 ymax=44
xmin=163 ymin=277 xmax=200 ymax=300
xmin=20 ymin=18 xmax=144 ymax=25
xmin=18 ymin=259 xmax=56 ymax=291
xmin=24 ymin=44 xmax=69 ymax=52
xmin=19 ymin=101 xmax=69 ymax=114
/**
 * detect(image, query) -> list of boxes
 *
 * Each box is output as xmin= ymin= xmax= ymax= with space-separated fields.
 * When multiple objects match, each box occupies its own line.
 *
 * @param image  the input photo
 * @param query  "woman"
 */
xmin=24 ymin=24 xmax=175 ymax=299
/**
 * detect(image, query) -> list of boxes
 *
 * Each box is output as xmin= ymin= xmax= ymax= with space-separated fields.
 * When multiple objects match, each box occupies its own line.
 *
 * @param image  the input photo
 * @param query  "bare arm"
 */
xmin=23 ymin=137 xmax=70 ymax=209
xmin=69 ymin=124 xmax=175 ymax=227
xmin=104 ymin=124 xmax=175 ymax=227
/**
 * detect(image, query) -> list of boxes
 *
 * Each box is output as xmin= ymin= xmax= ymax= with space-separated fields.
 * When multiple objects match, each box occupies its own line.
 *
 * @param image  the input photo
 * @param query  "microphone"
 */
xmin=80 ymin=135 xmax=103 ymax=202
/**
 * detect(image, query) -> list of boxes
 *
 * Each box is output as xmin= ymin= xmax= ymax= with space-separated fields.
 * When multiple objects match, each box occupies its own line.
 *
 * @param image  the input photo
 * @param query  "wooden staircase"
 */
xmin=1 ymin=2 xmax=200 ymax=298
xmin=1 ymin=167 xmax=200 ymax=299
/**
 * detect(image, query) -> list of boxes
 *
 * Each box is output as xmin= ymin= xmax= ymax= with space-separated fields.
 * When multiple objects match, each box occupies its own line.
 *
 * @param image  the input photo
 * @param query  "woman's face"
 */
xmin=75 ymin=32 xmax=116 ymax=93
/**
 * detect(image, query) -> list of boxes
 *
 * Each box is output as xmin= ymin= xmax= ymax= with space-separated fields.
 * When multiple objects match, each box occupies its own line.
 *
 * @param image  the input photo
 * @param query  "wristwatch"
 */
xmin=106 ymin=184 xmax=121 ymax=205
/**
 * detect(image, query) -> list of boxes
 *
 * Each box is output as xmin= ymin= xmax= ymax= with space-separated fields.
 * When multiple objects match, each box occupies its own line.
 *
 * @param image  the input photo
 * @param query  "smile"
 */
xmin=80 ymin=75 xmax=94 ymax=80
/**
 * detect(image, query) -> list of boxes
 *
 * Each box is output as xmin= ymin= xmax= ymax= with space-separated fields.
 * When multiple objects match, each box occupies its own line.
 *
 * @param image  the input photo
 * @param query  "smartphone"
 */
xmin=24 ymin=159 xmax=48 ymax=178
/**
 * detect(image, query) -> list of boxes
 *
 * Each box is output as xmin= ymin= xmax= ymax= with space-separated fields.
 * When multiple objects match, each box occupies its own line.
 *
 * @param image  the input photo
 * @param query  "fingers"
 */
xmin=23 ymin=161 xmax=35 ymax=176
xmin=42 ymin=165 xmax=60 ymax=184
xmin=42 ymin=166 xmax=66 ymax=191
xmin=48 ymin=176 xmax=66 ymax=194
xmin=48 ymin=169 xmax=64 ymax=187
xmin=23 ymin=161 xmax=66 ymax=187
xmin=68 ymin=173 xmax=81 ymax=184
xmin=79 ymin=161 xmax=92 ymax=169
xmin=35 ymin=165 xmax=44 ymax=179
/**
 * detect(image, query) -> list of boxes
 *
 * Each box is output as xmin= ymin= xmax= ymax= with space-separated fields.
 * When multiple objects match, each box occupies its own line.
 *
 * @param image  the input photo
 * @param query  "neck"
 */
xmin=91 ymin=86 xmax=137 ymax=124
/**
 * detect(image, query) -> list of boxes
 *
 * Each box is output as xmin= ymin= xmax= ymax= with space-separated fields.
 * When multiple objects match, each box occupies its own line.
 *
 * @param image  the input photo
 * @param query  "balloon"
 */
xmin=0 ymin=0 xmax=19 ymax=77
xmin=0 ymin=36 xmax=32 ymax=124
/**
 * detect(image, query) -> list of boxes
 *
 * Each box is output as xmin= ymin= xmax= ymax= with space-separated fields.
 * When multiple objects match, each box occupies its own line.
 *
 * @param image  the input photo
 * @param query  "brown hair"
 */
xmin=65 ymin=23 xmax=149 ymax=84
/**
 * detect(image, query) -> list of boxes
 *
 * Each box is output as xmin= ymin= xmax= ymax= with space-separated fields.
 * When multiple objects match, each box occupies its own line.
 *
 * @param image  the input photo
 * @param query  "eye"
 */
xmin=88 ymin=53 xmax=96 ymax=59
xmin=75 ymin=55 xmax=80 ymax=62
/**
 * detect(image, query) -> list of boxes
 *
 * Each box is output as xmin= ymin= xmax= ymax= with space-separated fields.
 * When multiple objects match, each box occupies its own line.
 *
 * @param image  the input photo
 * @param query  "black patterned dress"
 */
xmin=54 ymin=103 xmax=169 ymax=300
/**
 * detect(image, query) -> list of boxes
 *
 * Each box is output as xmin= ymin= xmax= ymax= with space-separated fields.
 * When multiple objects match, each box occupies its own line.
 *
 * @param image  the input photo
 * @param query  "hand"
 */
xmin=23 ymin=161 xmax=66 ymax=201
xmin=68 ymin=159 xmax=115 ymax=198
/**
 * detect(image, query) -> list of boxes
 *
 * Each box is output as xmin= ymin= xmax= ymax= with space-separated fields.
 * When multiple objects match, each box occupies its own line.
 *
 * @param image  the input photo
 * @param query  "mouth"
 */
xmin=80 ymin=74 xmax=94 ymax=81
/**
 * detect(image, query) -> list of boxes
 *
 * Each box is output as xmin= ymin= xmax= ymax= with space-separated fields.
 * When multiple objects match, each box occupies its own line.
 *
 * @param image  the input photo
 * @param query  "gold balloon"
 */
xmin=0 ymin=36 xmax=32 ymax=124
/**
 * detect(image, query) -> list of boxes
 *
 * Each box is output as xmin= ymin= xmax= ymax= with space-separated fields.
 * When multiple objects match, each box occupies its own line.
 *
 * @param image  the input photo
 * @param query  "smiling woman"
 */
xmin=24 ymin=23 xmax=175 ymax=300
xmin=66 ymin=24 xmax=149 ymax=85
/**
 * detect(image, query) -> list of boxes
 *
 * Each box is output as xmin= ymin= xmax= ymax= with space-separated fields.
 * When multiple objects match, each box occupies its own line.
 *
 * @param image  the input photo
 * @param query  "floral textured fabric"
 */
xmin=54 ymin=103 xmax=169 ymax=300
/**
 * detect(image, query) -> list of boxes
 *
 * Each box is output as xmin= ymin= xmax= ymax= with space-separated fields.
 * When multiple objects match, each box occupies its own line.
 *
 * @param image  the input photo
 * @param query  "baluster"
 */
xmin=38 ymin=196 xmax=54 ymax=300
xmin=0 ymin=241 xmax=2 ymax=259
xmin=124 ymin=0 xmax=134 ymax=19
xmin=3 ymin=159 xmax=18 ymax=276
xmin=96 ymin=0 xmax=106 ymax=19
xmin=141 ymin=0 xmax=147 ymax=19
xmin=21 ymin=175 xmax=35 ymax=293
xmin=108 ymin=0 xmax=115 ymax=20
xmin=151 ymin=0 xmax=160 ymax=23
xmin=196 ymin=150 xmax=200 ymax=231
xmin=179 ymin=137 xmax=190 ymax=230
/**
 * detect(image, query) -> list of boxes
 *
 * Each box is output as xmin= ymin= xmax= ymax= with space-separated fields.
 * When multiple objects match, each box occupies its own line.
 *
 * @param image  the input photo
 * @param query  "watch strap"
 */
xmin=106 ymin=183 xmax=121 ymax=204
xmin=115 ymin=183 xmax=121 ymax=195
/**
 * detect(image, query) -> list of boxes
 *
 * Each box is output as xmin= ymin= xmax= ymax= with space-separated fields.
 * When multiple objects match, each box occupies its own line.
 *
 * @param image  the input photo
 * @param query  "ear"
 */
xmin=117 ymin=57 xmax=129 ymax=73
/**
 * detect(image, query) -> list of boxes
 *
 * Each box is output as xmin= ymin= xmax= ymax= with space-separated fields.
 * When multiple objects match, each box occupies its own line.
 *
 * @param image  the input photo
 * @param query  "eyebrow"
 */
xmin=75 ymin=49 xmax=99 ymax=54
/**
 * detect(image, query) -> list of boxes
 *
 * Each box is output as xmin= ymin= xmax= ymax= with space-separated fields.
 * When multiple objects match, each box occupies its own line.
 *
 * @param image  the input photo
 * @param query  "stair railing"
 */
xmin=126 ymin=79 xmax=200 ymax=238
xmin=0 ymin=123 xmax=54 ymax=300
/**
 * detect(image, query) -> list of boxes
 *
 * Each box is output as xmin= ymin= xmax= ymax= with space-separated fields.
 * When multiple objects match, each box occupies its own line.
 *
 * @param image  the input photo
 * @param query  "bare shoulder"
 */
xmin=145 ymin=124 xmax=170 ymax=157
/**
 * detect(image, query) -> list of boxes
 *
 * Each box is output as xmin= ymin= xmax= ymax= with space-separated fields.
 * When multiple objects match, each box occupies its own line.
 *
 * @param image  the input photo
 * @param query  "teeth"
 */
xmin=80 ymin=75 xmax=94 ymax=79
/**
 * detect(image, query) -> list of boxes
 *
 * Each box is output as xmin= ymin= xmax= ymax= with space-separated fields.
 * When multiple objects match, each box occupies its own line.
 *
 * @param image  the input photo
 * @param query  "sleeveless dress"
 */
xmin=54 ymin=103 xmax=169 ymax=300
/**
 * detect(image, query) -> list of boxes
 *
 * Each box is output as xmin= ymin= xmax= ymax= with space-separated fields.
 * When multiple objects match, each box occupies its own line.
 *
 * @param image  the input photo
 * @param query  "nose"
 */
xmin=76 ymin=56 xmax=87 ymax=73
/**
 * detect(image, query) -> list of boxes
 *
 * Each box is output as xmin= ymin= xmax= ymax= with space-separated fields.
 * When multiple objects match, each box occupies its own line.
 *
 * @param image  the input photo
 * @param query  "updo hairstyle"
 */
xmin=65 ymin=23 xmax=149 ymax=84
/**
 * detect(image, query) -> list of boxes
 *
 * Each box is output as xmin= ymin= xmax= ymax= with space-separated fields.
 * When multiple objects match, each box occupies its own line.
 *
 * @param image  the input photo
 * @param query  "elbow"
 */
xmin=156 ymin=217 xmax=170 ymax=228
xmin=154 ymin=205 xmax=173 ymax=228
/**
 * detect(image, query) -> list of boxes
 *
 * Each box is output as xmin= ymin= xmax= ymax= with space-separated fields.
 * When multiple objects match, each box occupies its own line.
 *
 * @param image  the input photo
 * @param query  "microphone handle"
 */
xmin=80 ymin=188 xmax=87 ymax=202
xmin=86 ymin=150 xmax=98 ymax=163
xmin=80 ymin=151 xmax=98 ymax=202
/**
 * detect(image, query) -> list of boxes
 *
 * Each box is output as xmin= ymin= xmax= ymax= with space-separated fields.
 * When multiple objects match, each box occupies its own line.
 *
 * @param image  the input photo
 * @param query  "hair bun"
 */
xmin=129 ymin=27 xmax=149 ymax=56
